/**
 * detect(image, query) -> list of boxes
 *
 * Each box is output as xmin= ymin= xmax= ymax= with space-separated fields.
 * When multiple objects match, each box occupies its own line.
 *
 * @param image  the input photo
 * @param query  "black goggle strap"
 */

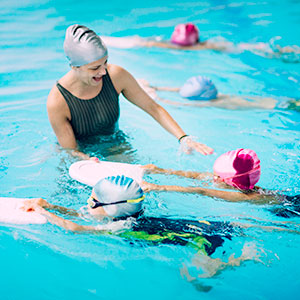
xmin=87 ymin=195 xmax=145 ymax=209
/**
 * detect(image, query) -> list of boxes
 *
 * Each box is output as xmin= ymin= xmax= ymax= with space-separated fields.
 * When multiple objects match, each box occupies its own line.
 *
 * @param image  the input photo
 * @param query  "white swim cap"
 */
xmin=64 ymin=24 xmax=108 ymax=67
xmin=179 ymin=76 xmax=218 ymax=101
xmin=91 ymin=175 xmax=145 ymax=218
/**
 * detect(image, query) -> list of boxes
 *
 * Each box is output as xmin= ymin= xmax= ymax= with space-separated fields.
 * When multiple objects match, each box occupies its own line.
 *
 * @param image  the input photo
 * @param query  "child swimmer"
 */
xmin=142 ymin=148 xmax=300 ymax=218
xmin=21 ymin=175 xmax=293 ymax=285
xmin=138 ymin=76 xmax=299 ymax=111
xmin=102 ymin=23 xmax=300 ymax=61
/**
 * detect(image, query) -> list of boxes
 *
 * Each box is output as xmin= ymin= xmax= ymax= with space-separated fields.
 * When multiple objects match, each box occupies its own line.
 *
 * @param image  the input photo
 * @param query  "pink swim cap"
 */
xmin=170 ymin=23 xmax=199 ymax=46
xmin=213 ymin=149 xmax=261 ymax=190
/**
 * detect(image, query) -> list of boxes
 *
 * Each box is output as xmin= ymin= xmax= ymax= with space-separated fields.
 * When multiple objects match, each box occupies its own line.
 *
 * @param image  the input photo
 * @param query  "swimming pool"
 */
xmin=1 ymin=0 xmax=300 ymax=299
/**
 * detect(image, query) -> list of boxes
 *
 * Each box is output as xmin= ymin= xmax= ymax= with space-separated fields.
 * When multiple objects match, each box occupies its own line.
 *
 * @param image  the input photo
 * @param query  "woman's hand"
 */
xmin=180 ymin=136 xmax=214 ymax=155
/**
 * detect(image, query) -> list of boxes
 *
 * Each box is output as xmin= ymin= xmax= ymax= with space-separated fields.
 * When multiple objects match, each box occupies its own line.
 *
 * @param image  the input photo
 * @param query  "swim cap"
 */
xmin=64 ymin=24 xmax=108 ymax=67
xmin=170 ymin=23 xmax=199 ymax=46
xmin=179 ymin=76 xmax=218 ymax=100
xmin=93 ymin=175 xmax=144 ymax=218
xmin=213 ymin=149 xmax=261 ymax=190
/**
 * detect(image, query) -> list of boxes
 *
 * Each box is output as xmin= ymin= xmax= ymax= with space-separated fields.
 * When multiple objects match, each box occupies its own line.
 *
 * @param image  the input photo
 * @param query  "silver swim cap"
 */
xmin=64 ymin=24 xmax=108 ymax=67
xmin=91 ymin=175 xmax=145 ymax=218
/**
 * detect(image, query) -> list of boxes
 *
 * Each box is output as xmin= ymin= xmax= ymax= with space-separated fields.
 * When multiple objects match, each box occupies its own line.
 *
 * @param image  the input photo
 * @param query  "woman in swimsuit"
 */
xmin=47 ymin=25 xmax=213 ymax=160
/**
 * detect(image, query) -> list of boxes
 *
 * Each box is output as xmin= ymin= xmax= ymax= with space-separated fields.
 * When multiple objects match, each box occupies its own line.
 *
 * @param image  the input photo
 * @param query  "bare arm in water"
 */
xmin=142 ymin=164 xmax=212 ymax=180
xmin=101 ymin=36 xmax=231 ymax=52
xmin=141 ymin=163 xmax=285 ymax=204
xmin=22 ymin=198 xmax=99 ymax=232
xmin=21 ymin=198 xmax=79 ymax=217
xmin=142 ymin=180 xmax=281 ymax=204
xmin=157 ymin=94 xmax=277 ymax=110
xmin=38 ymin=207 xmax=96 ymax=232
xmin=137 ymin=80 xmax=277 ymax=110
xmin=140 ymin=165 xmax=279 ymax=204
xmin=23 ymin=198 xmax=296 ymax=235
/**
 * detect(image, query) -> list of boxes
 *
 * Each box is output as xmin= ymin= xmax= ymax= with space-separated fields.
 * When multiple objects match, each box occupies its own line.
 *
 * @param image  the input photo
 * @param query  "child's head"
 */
xmin=213 ymin=149 xmax=261 ymax=190
xmin=170 ymin=23 xmax=199 ymax=46
xmin=87 ymin=175 xmax=145 ymax=218
xmin=179 ymin=76 xmax=218 ymax=101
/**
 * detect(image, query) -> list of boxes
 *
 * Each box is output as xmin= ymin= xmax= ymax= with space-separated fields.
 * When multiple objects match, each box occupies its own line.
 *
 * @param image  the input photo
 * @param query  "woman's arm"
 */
xmin=47 ymin=86 xmax=98 ymax=161
xmin=47 ymin=87 xmax=78 ymax=149
xmin=110 ymin=65 xmax=213 ymax=155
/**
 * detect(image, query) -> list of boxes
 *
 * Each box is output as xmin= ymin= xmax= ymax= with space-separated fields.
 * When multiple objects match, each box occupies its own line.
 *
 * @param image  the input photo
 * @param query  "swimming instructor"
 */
xmin=47 ymin=24 xmax=213 ymax=160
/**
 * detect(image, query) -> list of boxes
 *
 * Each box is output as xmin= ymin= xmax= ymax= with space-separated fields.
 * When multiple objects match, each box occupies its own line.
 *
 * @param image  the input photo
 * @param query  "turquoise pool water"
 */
xmin=1 ymin=0 xmax=300 ymax=299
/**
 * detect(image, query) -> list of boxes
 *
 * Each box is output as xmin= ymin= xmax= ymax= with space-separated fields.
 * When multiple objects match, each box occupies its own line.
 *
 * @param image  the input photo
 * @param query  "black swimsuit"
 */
xmin=57 ymin=72 xmax=119 ymax=139
xmin=119 ymin=217 xmax=239 ymax=256
xmin=272 ymin=194 xmax=300 ymax=218
xmin=245 ymin=188 xmax=300 ymax=218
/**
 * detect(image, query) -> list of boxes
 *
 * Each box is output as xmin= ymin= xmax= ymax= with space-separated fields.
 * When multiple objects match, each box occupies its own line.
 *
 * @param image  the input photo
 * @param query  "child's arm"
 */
xmin=142 ymin=182 xmax=274 ymax=204
xmin=35 ymin=206 xmax=101 ymax=233
xmin=151 ymin=86 xmax=180 ymax=92
xmin=142 ymin=164 xmax=212 ymax=180
xmin=22 ymin=198 xmax=79 ymax=217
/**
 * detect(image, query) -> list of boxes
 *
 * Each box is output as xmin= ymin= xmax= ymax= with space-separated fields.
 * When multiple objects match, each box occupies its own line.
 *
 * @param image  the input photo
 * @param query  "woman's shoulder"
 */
xmin=107 ymin=64 xmax=134 ymax=92
xmin=107 ymin=64 xmax=128 ymax=76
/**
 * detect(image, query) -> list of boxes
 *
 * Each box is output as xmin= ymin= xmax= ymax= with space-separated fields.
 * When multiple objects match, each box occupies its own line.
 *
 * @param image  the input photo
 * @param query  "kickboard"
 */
xmin=69 ymin=160 xmax=145 ymax=186
xmin=0 ymin=197 xmax=47 ymax=225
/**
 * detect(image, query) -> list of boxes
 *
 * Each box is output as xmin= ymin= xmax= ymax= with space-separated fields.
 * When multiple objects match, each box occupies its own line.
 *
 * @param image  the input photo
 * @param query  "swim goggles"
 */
xmin=87 ymin=195 xmax=145 ymax=209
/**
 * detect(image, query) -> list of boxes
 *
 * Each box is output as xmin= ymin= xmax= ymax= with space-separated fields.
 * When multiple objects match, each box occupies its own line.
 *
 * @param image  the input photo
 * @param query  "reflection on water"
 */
xmin=78 ymin=130 xmax=137 ymax=163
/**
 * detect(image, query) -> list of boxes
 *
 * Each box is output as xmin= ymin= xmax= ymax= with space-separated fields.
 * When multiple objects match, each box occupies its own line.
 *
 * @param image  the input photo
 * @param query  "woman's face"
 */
xmin=73 ymin=56 xmax=108 ymax=86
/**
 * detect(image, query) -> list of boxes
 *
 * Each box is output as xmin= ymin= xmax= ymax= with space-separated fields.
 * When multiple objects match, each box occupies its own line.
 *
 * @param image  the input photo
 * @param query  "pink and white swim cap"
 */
xmin=170 ymin=23 xmax=199 ymax=46
xmin=213 ymin=149 xmax=261 ymax=190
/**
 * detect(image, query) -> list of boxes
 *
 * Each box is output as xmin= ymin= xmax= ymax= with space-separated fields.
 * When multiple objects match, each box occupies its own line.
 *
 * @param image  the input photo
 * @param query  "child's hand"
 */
xmin=89 ymin=157 xmax=100 ymax=163
xmin=140 ymin=181 xmax=160 ymax=192
xmin=20 ymin=199 xmax=38 ymax=212
xmin=20 ymin=198 xmax=48 ymax=212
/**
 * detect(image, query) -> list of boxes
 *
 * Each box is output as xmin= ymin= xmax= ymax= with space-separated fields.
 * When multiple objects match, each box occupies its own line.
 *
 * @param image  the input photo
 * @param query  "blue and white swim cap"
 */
xmin=179 ymin=76 xmax=218 ymax=101
xmin=64 ymin=24 xmax=108 ymax=67
xmin=93 ymin=175 xmax=144 ymax=218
